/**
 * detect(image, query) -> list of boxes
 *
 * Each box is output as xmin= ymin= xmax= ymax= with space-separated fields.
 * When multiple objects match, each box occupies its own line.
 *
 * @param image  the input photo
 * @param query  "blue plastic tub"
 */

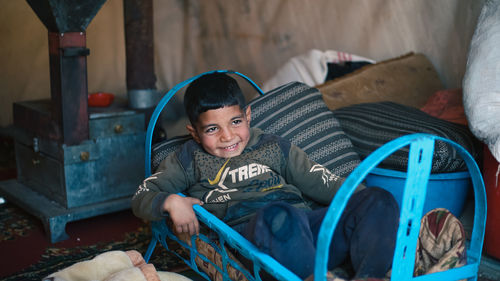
xmin=365 ymin=167 xmax=471 ymax=217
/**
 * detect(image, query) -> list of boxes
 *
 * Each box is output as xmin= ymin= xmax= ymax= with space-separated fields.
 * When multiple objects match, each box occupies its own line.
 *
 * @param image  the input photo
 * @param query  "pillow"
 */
xmin=420 ymin=88 xmax=467 ymax=125
xmin=332 ymin=102 xmax=481 ymax=173
xmin=151 ymin=135 xmax=192 ymax=173
xmin=249 ymin=82 xmax=360 ymax=177
xmin=317 ymin=53 xmax=444 ymax=110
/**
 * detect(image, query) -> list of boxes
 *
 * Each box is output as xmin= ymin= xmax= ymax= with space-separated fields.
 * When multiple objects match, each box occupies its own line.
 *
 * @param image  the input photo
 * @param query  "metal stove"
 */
xmin=0 ymin=0 xmax=153 ymax=243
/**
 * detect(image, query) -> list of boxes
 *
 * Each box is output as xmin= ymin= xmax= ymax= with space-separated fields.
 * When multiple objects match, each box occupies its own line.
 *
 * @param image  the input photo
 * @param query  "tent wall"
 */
xmin=0 ymin=0 xmax=484 ymax=127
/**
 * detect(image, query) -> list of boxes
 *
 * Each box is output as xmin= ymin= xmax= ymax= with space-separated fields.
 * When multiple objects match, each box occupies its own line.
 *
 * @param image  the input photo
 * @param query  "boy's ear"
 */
xmin=186 ymin=124 xmax=201 ymax=143
xmin=245 ymin=105 xmax=251 ymax=123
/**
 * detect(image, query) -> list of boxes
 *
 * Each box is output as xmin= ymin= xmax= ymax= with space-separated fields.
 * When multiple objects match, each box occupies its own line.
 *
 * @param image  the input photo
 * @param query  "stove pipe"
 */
xmin=23 ymin=0 xmax=107 ymax=145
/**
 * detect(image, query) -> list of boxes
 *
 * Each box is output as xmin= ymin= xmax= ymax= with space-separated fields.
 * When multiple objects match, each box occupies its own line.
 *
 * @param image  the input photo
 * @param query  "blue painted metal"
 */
xmin=144 ymin=70 xmax=486 ymax=281
xmin=14 ymin=108 xmax=145 ymax=209
xmin=314 ymin=134 xmax=486 ymax=281
xmin=5 ymin=106 xmax=146 ymax=243
xmin=0 ymin=178 xmax=135 ymax=243
xmin=145 ymin=205 xmax=301 ymax=281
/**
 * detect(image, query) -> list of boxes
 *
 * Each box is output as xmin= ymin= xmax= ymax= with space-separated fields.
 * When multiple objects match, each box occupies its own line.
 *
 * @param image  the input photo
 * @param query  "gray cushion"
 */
xmin=248 ymin=82 xmax=360 ymax=177
xmin=152 ymin=135 xmax=192 ymax=173
xmin=332 ymin=101 xmax=481 ymax=172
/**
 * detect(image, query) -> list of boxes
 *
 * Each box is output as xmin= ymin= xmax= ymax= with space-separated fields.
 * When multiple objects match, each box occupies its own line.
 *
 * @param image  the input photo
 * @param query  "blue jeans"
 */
xmin=241 ymin=187 xmax=400 ymax=279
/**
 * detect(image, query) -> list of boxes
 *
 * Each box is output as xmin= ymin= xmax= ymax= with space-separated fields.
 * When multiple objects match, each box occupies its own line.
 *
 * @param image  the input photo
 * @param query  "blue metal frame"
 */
xmin=144 ymin=70 xmax=486 ymax=281
xmin=144 ymin=70 xmax=298 ymax=281
xmin=314 ymin=134 xmax=486 ymax=281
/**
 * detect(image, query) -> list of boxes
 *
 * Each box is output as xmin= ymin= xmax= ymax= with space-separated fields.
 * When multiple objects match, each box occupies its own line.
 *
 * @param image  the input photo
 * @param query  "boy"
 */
xmin=132 ymin=73 xmax=399 ymax=279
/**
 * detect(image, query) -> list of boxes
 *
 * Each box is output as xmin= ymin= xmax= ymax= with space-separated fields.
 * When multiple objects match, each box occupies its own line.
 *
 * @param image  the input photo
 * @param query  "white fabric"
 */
xmin=463 ymin=0 xmax=500 ymax=163
xmin=262 ymin=49 xmax=375 ymax=92
xmin=157 ymin=271 xmax=193 ymax=281
xmin=44 ymin=251 xmax=134 ymax=281
xmin=43 ymin=250 xmax=193 ymax=281
xmin=103 ymin=267 xmax=147 ymax=281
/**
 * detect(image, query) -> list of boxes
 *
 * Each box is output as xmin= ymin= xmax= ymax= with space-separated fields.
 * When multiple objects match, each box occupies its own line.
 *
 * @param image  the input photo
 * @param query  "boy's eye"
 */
xmin=205 ymin=127 xmax=217 ymax=134
xmin=232 ymin=119 xmax=242 ymax=125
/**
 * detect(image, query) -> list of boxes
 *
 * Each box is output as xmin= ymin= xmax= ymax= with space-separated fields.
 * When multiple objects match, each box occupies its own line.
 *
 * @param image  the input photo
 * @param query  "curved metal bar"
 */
xmin=144 ymin=70 xmax=265 ymax=177
xmin=314 ymin=133 xmax=486 ymax=281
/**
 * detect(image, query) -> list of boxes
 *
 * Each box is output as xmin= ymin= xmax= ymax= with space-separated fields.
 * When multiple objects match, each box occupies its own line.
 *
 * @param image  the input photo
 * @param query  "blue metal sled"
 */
xmin=143 ymin=70 xmax=486 ymax=281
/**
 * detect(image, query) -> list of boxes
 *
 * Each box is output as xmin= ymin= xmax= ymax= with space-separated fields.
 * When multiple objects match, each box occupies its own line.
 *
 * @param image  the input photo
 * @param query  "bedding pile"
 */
xmin=463 ymin=0 xmax=500 ymax=163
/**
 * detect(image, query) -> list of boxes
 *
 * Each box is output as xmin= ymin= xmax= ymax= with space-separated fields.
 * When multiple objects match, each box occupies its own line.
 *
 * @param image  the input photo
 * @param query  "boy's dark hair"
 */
xmin=184 ymin=73 xmax=246 ymax=125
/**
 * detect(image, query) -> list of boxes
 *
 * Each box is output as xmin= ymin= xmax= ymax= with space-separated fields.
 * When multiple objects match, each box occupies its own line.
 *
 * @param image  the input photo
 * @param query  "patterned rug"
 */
xmin=0 ymin=202 xmax=187 ymax=281
xmin=2 ymin=201 xmax=497 ymax=281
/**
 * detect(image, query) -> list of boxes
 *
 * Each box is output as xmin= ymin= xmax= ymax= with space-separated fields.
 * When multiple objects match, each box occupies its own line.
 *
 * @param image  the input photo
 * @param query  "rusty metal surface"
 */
xmin=13 ymin=100 xmax=62 ymax=141
xmin=26 ymin=0 xmax=107 ymax=32
xmin=21 ymin=0 xmax=108 ymax=145
xmin=48 ymin=32 xmax=89 ymax=145
xmin=14 ymin=109 xmax=145 ymax=209
xmin=124 ymin=0 xmax=156 ymax=90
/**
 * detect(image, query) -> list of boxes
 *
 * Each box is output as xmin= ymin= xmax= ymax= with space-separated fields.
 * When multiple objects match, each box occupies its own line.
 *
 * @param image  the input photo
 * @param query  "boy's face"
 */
xmin=187 ymin=105 xmax=251 ymax=158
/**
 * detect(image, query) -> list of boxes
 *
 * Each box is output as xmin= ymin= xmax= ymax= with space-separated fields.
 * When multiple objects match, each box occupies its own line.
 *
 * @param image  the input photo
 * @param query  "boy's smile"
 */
xmin=187 ymin=105 xmax=252 ymax=159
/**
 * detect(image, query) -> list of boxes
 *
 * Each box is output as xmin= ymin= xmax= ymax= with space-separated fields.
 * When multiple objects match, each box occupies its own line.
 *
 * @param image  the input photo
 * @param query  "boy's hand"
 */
xmin=163 ymin=194 xmax=203 ymax=236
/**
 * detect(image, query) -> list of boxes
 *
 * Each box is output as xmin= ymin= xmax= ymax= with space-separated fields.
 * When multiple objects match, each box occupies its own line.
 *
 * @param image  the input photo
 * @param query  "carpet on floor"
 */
xmin=0 ymin=201 xmax=187 ymax=281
